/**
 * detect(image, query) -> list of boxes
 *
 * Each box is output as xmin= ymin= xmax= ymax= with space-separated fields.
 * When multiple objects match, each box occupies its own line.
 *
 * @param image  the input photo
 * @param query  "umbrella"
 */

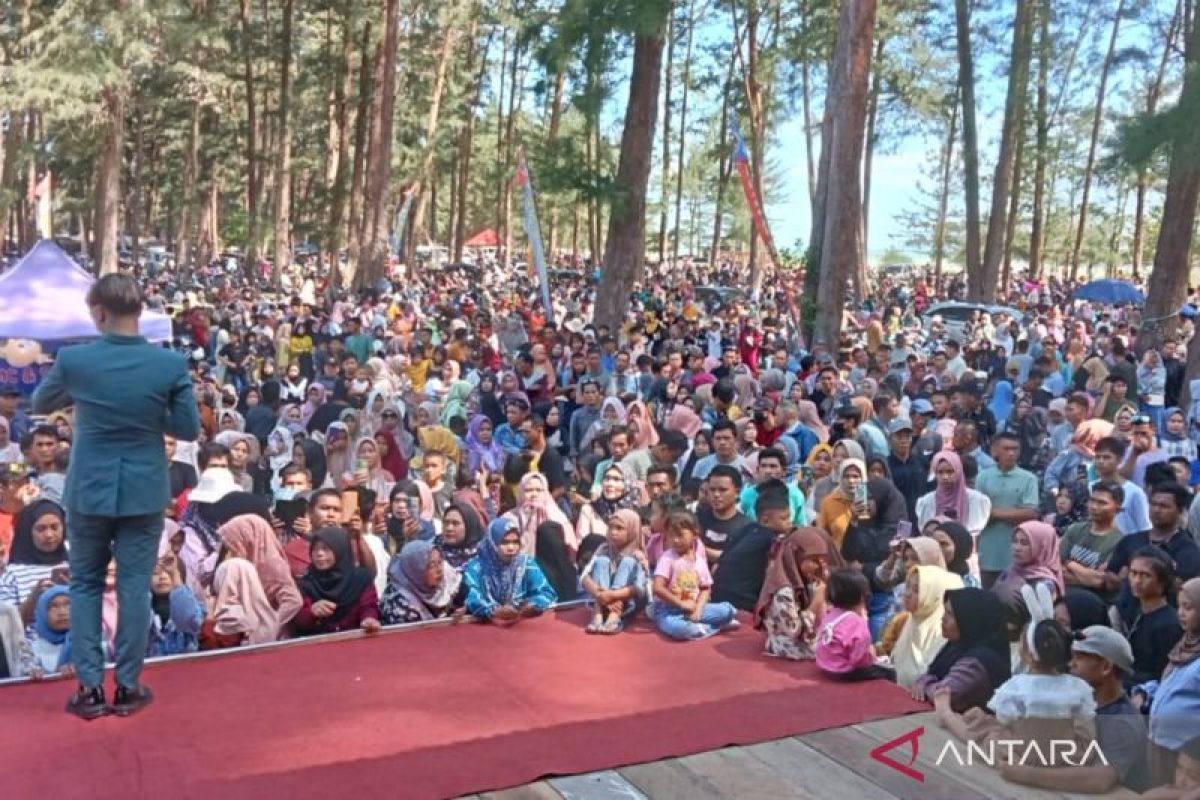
xmin=1073 ymin=279 xmax=1144 ymax=305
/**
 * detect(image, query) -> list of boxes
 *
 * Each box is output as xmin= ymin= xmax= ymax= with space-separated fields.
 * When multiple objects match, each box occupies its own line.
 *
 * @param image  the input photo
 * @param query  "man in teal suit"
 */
xmin=34 ymin=274 xmax=200 ymax=719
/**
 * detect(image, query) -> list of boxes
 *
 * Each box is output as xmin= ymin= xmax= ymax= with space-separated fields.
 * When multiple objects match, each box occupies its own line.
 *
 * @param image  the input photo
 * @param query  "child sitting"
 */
xmin=933 ymin=584 xmax=1097 ymax=761
xmin=581 ymin=509 xmax=647 ymax=634
xmin=147 ymin=552 xmax=206 ymax=657
xmin=25 ymin=585 xmax=74 ymax=679
xmin=816 ymin=569 xmax=896 ymax=681
xmin=464 ymin=518 xmax=557 ymax=625
xmin=651 ymin=510 xmax=738 ymax=640
xmin=755 ymin=526 xmax=840 ymax=660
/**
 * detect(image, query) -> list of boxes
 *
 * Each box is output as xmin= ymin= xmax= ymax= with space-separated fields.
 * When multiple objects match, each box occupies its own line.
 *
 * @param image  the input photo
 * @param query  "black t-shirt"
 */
xmin=1126 ymin=603 xmax=1183 ymax=685
xmin=220 ymin=343 xmax=249 ymax=375
xmin=535 ymin=446 xmax=568 ymax=494
xmin=1108 ymin=529 xmax=1200 ymax=623
xmin=1095 ymin=695 xmax=1151 ymax=792
xmin=696 ymin=505 xmax=752 ymax=560
xmin=711 ymin=523 xmax=774 ymax=611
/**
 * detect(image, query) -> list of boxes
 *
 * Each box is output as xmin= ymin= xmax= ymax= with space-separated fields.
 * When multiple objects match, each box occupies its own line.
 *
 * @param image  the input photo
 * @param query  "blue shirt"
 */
xmin=739 ymin=483 xmax=807 ymax=525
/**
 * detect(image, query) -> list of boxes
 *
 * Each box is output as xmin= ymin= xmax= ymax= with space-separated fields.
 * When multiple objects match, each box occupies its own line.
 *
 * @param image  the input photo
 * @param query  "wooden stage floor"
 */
xmin=469 ymin=712 xmax=1139 ymax=800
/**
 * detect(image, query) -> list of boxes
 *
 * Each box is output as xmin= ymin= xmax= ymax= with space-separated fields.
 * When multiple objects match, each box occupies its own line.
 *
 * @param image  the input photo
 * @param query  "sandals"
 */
xmin=586 ymin=616 xmax=604 ymax=634
xmin=600 ymin=617 xmax=624 ymax=635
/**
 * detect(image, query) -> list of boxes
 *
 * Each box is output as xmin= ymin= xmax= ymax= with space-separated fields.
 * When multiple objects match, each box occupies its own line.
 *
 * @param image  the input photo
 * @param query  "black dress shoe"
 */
xmin=111 ymin=684 xmax=154 ymax=717
xmin=65 ymin=685 xmax=109 ymax=720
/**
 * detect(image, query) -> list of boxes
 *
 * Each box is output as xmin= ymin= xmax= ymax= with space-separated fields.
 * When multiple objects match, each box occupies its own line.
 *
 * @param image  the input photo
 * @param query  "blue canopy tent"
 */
xmin=0 ymin=240 xmax=172 ymax=341
xmin=0 ymin=241 xmax=172 ymax=393
xmin=1072 ymin=278 xmax=1144 ymax=305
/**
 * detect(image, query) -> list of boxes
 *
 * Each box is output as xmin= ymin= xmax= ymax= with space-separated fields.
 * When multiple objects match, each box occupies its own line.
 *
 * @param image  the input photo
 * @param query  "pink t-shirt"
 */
xmin=654 ymin=546 xmax=712 ymax=603
xmin=815 ymin=608 xmax=874 ymax=674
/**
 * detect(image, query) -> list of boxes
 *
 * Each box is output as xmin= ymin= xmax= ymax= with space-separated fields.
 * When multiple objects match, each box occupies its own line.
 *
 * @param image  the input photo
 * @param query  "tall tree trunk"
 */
xmin=326 ymin=7 xmax=357 ymax=284
xmin=1029 ymin=0 xmax=1050 ymax=278
xmin=1138 ymin=0 xmax=1200 ymax=353
xmin=357 ymin=0 xmax=401 ymax=288
xmin=455 ymin=25 xmax=488 ymax=262
xmin=240 ymin=0 xmax=260 ymax=270
xmin=813 ymin=0 xmax=876 ymax=348
xmin=500 ymin=47 xmax=523 ymax=268
xmin=861 ymin=38 xmax=884 ymax=261
xmin=672 ymin=0 xmax=695 ymax=266
xmin=594 ymin=7 xmax=670 ymax=329
xmin=407 ymin=18 xmax=460 ymax=264
xmin=1132 ymin=0 xmax=1179 ymax=280
xmin=954 ymin=0 xmax=982 ymax=283
xmin=709 ymin=64 xmax=735 ymax=268
xmin=657 ymin=11 xmax=675 ymax=264
xmin=92 ymin=87 xmax=125 ymax=275
xmin=1001 ymin=129 xmax=1025 ymax=293
xmin=273 ymin=0 xmax=295 ymax=284
xmin=800 ymin=0 xmax=817 ymax=208
xmin=977 ymin=0 xmax=1034 ymax=300
xmin=177 ymin=101 xmax=201 ymax=269
xmin=1069 ymin=0 xmax=1125 ymax=280
xmin=933 ymin=100 xmax=958 ymax=283
xmin=545 ymin=65 xmax=565 ymax=257
xmin=805 ymin=54 xmax=835 ymax=331
xmin=130 ymin=94 xmax=144 ymax=269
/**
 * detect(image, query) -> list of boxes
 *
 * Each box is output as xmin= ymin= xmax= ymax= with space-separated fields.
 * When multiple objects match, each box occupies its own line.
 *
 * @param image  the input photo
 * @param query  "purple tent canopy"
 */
xmin=0 ymin=240 xmax=172 ymax=341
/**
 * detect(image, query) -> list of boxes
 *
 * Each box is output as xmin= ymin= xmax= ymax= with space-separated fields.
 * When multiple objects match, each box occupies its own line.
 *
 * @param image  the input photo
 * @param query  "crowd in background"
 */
xmin=0 ymin=256 xmax=1198 ymax=796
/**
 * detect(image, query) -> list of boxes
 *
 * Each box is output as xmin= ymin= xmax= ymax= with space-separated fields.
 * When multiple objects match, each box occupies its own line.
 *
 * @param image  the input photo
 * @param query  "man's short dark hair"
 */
xmin=992 ymin=431 xmax=1021 ymax=448
xmin=1095 ymin=436 xmax=1127 ymax=459
xmin=713 ymin=380 xmax=736 ymax=404
xmin=607 ymin=424 xmax=630 ymax=443
xmin=757 ymin=448 xmax=786 ymax=469
xmin=198 ymin=442 xmax=231 ymax=470
xmin=707 ymin=464 xmax=743 ymax=489
xmin=279 ymin=463 xmax=311 ymax=483
xmin=310 ymin=487 xmax=342 ymax=507
xmin=1149 ymin=482 xmax=1191 ymax=512
xmin=711 ymin=418 xmax=737 ymax=438
xmin=1091 ymin=480 xmax=1125 ymax=506
xmin=86 ymin=273 xmax=143 ymax=316
xmin=657 ymin=428 xmax=687 ymax=454
xmin=647 ymin=464 xmax=677 ymax=485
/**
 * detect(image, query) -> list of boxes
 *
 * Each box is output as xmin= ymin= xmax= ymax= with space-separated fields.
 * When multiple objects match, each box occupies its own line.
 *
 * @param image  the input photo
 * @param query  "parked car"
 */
xmin=921 ymin=301 xmax=1023 ymax=342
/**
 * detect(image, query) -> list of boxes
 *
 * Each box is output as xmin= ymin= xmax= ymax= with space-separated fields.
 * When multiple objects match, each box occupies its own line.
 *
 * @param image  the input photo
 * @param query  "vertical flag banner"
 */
xmin=516 ymin=147 xmax=554 ymax=323
xmin=731 ymin=121 xmax=781 ymax=271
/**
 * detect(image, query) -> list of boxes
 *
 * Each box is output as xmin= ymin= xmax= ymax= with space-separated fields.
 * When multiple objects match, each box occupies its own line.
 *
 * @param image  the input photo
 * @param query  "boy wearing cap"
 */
xmin=1004 ymin=626 xmax=1149 ymax=792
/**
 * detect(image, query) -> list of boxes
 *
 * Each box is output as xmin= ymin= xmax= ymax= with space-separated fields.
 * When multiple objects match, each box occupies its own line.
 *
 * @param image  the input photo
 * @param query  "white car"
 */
xmin=921 ymin=302 xmax=1023 ymax=342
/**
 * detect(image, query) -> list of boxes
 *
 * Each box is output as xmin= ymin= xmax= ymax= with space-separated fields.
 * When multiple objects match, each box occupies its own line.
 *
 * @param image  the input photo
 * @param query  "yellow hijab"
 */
xmin=892 ymin=565 xmax=964 ymax=687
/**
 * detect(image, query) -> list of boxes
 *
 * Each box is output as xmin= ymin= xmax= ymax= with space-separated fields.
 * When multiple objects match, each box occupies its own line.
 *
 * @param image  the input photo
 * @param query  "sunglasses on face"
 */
xmin=382 ymin=412 xmax=399 ymax=419
xmin=1132 ymin=415 xmax=1153 ymax=425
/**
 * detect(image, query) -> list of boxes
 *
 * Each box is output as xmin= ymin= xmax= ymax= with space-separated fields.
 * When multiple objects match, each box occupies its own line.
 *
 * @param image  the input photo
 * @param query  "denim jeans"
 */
xmin=654 ymin=602 xmax=736 ymax=640
xmin=68 ymin=511 xmax=163 ymax=688
xmin=589 ymin=554 xmax=646 ymax=617
xmin=868 ymin=590 xmax=894 ymax=642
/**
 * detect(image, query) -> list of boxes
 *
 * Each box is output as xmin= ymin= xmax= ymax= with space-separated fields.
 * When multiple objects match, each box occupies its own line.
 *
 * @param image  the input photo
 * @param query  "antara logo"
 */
xmin=868 ymin=727 xmax=1108 ymax=782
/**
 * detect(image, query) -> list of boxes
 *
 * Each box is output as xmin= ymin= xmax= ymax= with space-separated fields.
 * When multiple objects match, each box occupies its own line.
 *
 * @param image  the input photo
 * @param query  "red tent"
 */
xmin=464 ymin=229 xmax=499 ymax=248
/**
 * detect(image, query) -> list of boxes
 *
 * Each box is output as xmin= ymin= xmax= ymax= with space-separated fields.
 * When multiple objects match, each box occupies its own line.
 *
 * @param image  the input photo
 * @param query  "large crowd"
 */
xmin=0 ymin=255 xmax=1198 ymax=796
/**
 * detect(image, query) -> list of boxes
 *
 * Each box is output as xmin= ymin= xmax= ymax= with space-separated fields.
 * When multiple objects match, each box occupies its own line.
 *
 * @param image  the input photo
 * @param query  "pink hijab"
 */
xmin=218 ymin=514 xmax=303 ymax=624
xmin=665 ymin=405 xmax=703 ymax=438
xmin=210 ymin=557 xmax=285 ymax=644
xmin=1009 ymin=521 xmax=1065 ymax=596
xmin=930 ymin=451 xmax=969 ymax=524
xmin=626 ymin=400 xmax=659 ymax=449
xmin=795 ymin=400 xmax=829 ymax=443
xmin=504 ymin=473 xmax=577 ymax=554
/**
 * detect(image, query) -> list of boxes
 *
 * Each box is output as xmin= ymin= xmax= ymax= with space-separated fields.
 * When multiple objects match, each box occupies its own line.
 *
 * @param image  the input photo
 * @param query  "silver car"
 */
xmin=921 ymin=302 xmax=1024 ymax=342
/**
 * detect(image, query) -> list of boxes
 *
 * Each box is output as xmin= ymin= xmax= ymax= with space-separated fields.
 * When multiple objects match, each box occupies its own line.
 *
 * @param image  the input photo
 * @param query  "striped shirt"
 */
xmin=0 ymin=562 xmax=66 ymax=605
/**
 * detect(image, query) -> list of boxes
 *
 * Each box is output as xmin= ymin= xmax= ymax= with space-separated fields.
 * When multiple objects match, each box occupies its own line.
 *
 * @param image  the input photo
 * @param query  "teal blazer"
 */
xmin=32 ymin=333 xmax=201 ymax=517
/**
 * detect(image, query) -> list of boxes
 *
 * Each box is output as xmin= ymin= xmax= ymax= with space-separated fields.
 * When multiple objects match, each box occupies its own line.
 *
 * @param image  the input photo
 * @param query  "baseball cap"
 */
xmin=888 ymin=418 xmax=914 ymax=435
xmin=0 ymin=384 xmax=20 ymax=396
xmin=910 ymin=399 xmax=934 ymax=415
xmin=1072 ymin=625 xmax=1134 ymax=673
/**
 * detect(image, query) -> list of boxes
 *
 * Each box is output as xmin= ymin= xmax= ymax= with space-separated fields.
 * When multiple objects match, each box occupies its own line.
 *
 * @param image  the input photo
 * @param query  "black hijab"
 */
xmin=9 ymin=499 xmax=67 ymax=566
xmin=300 ymin=439 xmax=328 ymax=488
xmin=535 ymin=522 xmax=578 ymax=602
xmin=927 ymin=587 xmax=1011 ymax=691
xmin=434 ymin=501 xmax=484 ymax=569
xmin=298 ymin=527 xmax=375 ymax=621
xmin=1058 ymin=589 xmax=1110 ymax=633
xmin=935 ymin=521 xmax=974 ymax=578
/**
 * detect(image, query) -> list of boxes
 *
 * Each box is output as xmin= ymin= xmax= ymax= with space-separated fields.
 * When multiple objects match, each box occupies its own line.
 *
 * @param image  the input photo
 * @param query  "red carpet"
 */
xmin=1 ymin=608 xmax=923 ymax=799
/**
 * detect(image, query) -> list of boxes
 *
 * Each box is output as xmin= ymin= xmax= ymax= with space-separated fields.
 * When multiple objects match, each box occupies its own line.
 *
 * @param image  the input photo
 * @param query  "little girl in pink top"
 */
xmin=816 ymin=569 xmax=896 ymax=682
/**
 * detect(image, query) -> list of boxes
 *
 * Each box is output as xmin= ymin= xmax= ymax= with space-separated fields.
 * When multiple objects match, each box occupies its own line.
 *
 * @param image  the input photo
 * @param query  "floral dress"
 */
xmin=762 ymin=586 xmax=818 ymax=660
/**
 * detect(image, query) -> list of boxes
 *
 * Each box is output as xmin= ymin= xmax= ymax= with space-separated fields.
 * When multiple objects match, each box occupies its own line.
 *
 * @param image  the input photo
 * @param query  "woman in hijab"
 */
xmin=202 ymin=558 xmax=284 ymax=648
xmin=1053 ymin=590 xmax=1110 ymax=633
xmin=465 ymin=414 xmax=506 ymax=477
xmin=995 ymin=520 xmax=1065 ymax=599
xmin=477 ymin=373 xmax=505 ymax=426
xmin=755 ymin=527 xmax=844 ymax=660
xmin=218 ymin=514 xmax=304 ymax=627
xmin=891 ymin=565 xmax=965 ymax=687
xmin=214 ymin=431 xmax=262 ymax=493
xmin=535 ymin=521 xmax=580 ymax=602
xmin=816 ymin=458 xmax=867 ymax=549
xmin=915 ymin=452 xmax=992 ymax=537
xmin=1147 ymin=577 xmax=1200 ymax=786
xmin=1160 ymin=407 xmax=1198 ymax=461
xmin=811 ymin=439 xmax=865 ymax=513
xmin=988 ymin=377 xmax=1015 ymax=423
xmin=580 ymin=508 xmax=647 ymax=632
xmin=576 ymin=462 xmax=642 ymax=541
xmin=266 ymin=425 xmax=296 ymax=491
xmin=929 ymin=520 xmax=979 ymax=588
xmin=665 ymin=403 xmax=703 ymax=439
xmin=374 ymin=429 xmax=409 ymax=481
xmin=298 ymin=438 xmax=328 ymax=489
xmin=293 ymin=527 xmax=381 ymax=635
xmin=503 ymin=472 xmax=578 ymax=555
xmin=626 ymin=400 xmax=659 ymax=451
xmin=0 ymin=499 xmax=68 ymax=605
xmin=441 ymin=380 xmax=474 ymax=427
xmin=383 ymin=481 xmax=437 ymax=553
xmin=323 ymin=422 xmax=351 ymax=489
xmin=27 ymin=584 xmax=73 ymax=677
xmin=582 ymin=397 xmax=627 ymax=454
xmin=463 ymin=518 xmax=557 ymax=623
xmin=911 ymin=587 xmax=1011 ymax=713
xmin=300 ymin=383 xmax=327 ymax=427
xmin=379 ymin=540 xmax=464 ymax=624
xmin=434 ymin=501 xmax=485 ymax=571
xmin=796 ymin=400 xmax=829 ymax=443
xmin=345 ymin=437 xmax=395 ymax=497
xmin=1004 ymin=395 xmax=1050 ymax=472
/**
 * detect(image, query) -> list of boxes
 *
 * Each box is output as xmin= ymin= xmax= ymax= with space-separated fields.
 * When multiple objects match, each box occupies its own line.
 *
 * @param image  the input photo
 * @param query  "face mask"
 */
xmin=274 ymin=487 xmax=298 ymax=502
